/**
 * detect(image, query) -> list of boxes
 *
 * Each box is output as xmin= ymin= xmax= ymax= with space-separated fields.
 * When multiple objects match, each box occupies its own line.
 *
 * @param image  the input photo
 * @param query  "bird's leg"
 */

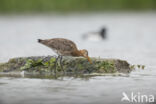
xmin=59 ymin=55 xmax=64 ymax=74
xmin=54 ymin=55 xmax=60 ymax=74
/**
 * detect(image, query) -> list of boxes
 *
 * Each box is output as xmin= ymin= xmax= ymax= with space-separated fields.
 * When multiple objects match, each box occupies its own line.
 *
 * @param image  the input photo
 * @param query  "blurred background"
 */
xmin=0 ymin=0 xmax=156 ymax=65
xmin=0 ymin=0 xmax=156 ymax=104
xmin=0 ymin=0 xmax=156 ymax=13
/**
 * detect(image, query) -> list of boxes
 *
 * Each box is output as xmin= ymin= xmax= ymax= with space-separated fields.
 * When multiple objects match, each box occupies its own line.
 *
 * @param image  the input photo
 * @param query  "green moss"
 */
xmin=0 ymin=63 xmax=5 ymax=72
xmin=20 ymin=58 xmax=43 ymax=70
xmin=98 ymin=61 xmax=116 ymax=73
xmin=130 ymin=64 xmax=145 ymax=70
xmin=43 ymin=58 xmax=56 ymax=67
xmin=141 ymin=65 xmax=145 ymax=69
xmin=137 ymin=65 xmax=141 ymax=68
xmin=77 ymin=64 xmax=84 ymax=70
xmin=130 ymin=65 xmax=135 ymax=70
xmin=8 ymin=58 xmax=17 ymax=63
xmin=20 ymin=57 xmax=58 ymax=72
xmin=0 ymin=56 xmax=131 ymax=75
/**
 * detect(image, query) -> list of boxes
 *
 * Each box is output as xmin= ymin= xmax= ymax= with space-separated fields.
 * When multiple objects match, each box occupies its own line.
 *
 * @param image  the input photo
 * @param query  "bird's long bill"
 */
xmin=86 ymin=56 xmax=92 ymax=64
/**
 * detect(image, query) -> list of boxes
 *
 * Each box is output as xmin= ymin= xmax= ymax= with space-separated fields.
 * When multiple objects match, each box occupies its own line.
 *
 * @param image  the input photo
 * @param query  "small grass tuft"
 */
xmin=98 ymin=61 xmax=116 ymax=73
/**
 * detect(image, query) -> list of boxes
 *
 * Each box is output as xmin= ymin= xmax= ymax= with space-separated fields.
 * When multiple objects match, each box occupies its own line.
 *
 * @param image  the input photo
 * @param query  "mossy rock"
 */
xmin=0 ymin=56 xmax=131 ymax=76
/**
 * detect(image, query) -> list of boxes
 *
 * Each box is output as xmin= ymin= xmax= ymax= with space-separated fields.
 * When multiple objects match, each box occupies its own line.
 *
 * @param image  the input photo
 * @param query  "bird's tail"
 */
xmin=38 ymin=39 xmax=42 ymax=43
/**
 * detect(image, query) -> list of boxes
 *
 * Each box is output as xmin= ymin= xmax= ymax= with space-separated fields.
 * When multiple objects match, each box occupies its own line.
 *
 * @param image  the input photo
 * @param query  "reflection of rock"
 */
xmin=0 ymin=56 xmax=131 ymax=76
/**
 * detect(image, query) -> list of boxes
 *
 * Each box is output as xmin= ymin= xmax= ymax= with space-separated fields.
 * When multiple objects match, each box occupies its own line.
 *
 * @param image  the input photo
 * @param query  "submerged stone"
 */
xmin=0 ymin=56 xmax=131 ymax=77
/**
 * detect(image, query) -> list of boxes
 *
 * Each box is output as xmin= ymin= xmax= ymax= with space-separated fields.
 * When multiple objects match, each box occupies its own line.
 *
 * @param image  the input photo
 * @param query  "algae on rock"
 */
xmin=0 ymin=56 xmax=131 ymax=75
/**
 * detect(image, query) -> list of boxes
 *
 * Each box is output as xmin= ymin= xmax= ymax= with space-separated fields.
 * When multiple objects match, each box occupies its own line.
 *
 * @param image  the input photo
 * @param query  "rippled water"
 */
xmin=0 ymin=13 xmax=156 ymax=104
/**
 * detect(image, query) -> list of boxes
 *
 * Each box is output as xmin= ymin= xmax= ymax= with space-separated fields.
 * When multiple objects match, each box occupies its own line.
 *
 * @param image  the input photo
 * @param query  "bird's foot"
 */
xmin=59 ymin=56 xmax=65 ymax=74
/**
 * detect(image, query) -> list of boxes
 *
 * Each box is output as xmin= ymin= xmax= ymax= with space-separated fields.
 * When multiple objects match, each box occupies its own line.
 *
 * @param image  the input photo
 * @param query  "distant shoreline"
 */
xmin=0 ymin=0 xmax=156 ymax=13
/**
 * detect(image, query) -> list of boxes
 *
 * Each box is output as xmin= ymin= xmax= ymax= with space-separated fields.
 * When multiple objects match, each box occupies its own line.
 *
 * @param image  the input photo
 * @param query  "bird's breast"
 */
xmin=52 ymin=49 xmax=62 ymax=55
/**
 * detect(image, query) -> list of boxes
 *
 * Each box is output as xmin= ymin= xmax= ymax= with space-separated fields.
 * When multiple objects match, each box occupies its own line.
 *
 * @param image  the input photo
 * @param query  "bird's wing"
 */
xmin=48 ymin=38 xmax=78 ymax=51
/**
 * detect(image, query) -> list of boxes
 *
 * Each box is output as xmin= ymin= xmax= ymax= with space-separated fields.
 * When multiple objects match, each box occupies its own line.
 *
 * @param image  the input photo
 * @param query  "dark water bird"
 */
xmin=38 ymin=38 xmax=91 ymax=73
xmin=83 ymin=27 xmax=107 ymax=41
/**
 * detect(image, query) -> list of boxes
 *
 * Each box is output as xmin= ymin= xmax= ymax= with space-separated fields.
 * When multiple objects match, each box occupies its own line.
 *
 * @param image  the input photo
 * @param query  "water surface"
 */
xmin=0 ymin=13 xmax=156 ymax=104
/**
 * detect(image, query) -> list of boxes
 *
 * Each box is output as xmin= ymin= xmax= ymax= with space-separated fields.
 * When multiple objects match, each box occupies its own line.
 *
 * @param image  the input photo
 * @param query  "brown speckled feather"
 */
xmin=39 ymin=38 xmax=78 ymax=56
xmin=38 ymin=38 xmax=92 ymax=63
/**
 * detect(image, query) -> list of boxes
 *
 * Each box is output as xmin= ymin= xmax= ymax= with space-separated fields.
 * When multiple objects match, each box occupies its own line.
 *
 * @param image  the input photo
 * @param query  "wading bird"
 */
xmin=38 ymin=38 xmax=91 ymax=73
xmin=83 ymin=27 xmax=107 ymax=41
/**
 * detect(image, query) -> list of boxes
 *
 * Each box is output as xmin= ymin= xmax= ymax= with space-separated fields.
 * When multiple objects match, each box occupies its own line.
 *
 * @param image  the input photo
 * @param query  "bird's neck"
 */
xmin=72 ymin=50 xmax=83 ymax=57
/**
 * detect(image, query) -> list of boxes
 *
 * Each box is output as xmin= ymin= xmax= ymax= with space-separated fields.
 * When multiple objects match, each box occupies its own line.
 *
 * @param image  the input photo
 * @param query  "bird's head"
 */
xmin=38 ymin=39 xmax=43 ymax=43
xmin=38 ymin=39 xmax=48 ymax=46
xmin=79 ymin=49 xmax=92 ymax=63
xmin=100 ymin=27 xmax=106 ymax=38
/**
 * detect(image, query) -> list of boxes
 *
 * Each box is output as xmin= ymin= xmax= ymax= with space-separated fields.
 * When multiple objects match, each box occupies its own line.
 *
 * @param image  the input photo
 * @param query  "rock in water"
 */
xmin=0 ymin=56 xmax=131 ymax=76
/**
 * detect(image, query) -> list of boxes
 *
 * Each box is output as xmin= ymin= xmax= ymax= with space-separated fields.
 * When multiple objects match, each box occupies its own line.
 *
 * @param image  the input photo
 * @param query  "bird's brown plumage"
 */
xmin=38 ymin=38 xmax=91 ymax=63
